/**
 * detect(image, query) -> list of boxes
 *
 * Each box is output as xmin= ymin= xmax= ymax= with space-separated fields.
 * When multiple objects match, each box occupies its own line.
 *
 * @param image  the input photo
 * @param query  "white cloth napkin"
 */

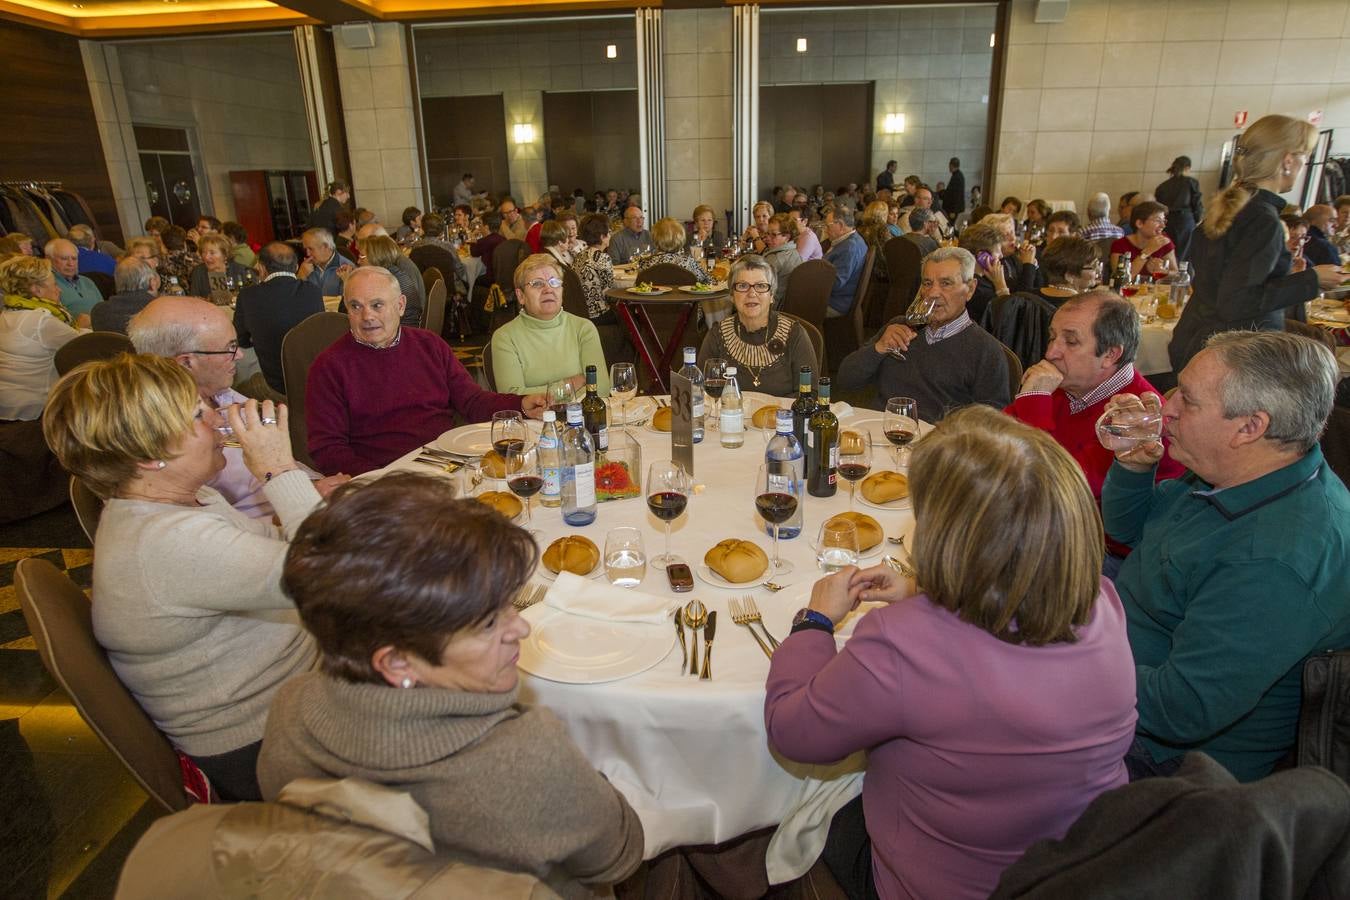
xmin=766 ymin=758 xmax=867 ymax=884
xmin=544 ymin=572 xmax=677 ymax=624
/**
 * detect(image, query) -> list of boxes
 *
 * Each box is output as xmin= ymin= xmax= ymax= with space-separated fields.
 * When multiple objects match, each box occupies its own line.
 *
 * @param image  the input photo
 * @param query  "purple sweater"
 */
xmin=306 ymin=327 xmax=521 ymax=475
xmin=765 ymin=580 xmax=1137 ymax=900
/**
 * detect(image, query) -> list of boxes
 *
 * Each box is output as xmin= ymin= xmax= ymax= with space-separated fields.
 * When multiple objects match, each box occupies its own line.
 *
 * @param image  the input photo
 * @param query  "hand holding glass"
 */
xmin=1095 ymin=393 xmax=1163 ymax=453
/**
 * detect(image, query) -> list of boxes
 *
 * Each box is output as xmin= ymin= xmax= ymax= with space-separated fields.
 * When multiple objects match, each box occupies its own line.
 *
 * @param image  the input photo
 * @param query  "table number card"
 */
xmin=670 ymin=371 xmax=695 ymax=476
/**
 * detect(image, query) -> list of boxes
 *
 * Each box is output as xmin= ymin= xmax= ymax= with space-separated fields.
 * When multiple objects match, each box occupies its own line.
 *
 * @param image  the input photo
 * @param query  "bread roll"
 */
xmin=752 ymin=405 xmax=780 ymax=429
xmin=825 ymin=511 xmax=883 ymax=551
xmin=703 ymin=539 xmax=769 ymax=584
xmin=480 ymin=449 xmax=507 ymax=478
xmin=860 ymin=471 xmax=909 ymax=504
xmin=839 ymin=429 xmax=866 ymax=455
xmin=652 ymin=406 xmax=673 ymax=432
xmin=476 ymin=490 xmax=523 ymax=519
xmin=543 ymin=535 xmax=600 ymax=576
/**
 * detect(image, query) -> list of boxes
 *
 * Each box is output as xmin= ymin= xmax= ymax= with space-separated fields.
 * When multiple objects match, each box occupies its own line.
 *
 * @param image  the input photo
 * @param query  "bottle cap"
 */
xmin=566 ymin=402 xmax=583 ymax=425
xmin=542 ymin=410 xmax=556 ymax=423
xmin=725 ymin=366 xmax=737 ymax=375
xmin=776 ymin=409 xmax=793 ymax=433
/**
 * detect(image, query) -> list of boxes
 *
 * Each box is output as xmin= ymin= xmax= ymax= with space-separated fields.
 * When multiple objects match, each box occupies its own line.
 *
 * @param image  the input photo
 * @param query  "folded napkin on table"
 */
xmin=544 ymin=572 xmax=677 ymax=625
xmin=831 ymin=402 xmax=855 ymax=419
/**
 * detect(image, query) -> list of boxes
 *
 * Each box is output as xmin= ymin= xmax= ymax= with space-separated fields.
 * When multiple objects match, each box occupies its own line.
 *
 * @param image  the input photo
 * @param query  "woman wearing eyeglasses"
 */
xmin=490 ymin=254 xmax=609 ymax=396
xmin=698 ymin=254 xmax=818 ymax=396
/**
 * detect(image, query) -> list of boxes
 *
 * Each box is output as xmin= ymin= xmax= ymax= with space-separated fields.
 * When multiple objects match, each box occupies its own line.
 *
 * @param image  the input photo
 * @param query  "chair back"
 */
xmin=779 ymin=311 xmax=825 ymax=374
xmin=881 ymin=237 xmax=923 ymax=323
xmin=424 ymin=277 xmax=448 ymax=337
xmin=781 ymin=259 xmax=835 ymax=330
xmin=15 ymin=558 xmax=189 ymax=813
xmin=86 ymin=270 xmax=115 ymax=300
xmin=1321 ymin=405 xmax=1350 ymax=489
xmin=409 ymin=244 xmax=459 ymax=281
xmin=848 ymin=247 xmax=878 ymax=348
xmin=562 ymin=266 xmax=589 ymax=320
xmin=492 ymin=239 xmax=527 ymax=294
xmin=69 ymin=476 xmax=103 ymax=544
xmin=481 ymin=334 xmax=496 ymax=391
xmin=280 ymin=311 xmax=350 ymax=468
xmin=635 ymin=262 xmax=697 ymax=287
xmin=1296 ymin=648 xmax=1350 ymax=781
xmin=54 ymin=331 xmax=134 ymax=376
xmin=998 ymin=340 xmax=1024 ymax=401
xmin=420 ymin=265 xmax=444 ymax=293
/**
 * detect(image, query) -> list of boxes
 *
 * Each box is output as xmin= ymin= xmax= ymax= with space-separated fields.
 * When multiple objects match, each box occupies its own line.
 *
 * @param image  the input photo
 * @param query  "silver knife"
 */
xmin=700 ymin=611 xmax=717 ymax=680
xmin=674 ymin=609 xmax=687 ymax=674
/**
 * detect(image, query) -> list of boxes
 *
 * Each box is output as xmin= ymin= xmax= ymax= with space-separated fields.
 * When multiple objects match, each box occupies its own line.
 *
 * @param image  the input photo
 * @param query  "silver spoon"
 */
xmin=683 ymin=600 xmax=707 ymax=677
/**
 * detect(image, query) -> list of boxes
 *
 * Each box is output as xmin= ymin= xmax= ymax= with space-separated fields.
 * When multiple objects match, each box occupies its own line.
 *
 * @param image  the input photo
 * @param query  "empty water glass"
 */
xmin=1095 ymin=394 xmax=1163 ymax=453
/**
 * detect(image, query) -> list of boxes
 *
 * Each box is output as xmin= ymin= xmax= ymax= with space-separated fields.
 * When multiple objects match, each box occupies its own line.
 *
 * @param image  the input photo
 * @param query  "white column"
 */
xmin=80 ymin=41 xmax=149 ymax=241
xmin=731 ymin=4 xmax=759 ymax=235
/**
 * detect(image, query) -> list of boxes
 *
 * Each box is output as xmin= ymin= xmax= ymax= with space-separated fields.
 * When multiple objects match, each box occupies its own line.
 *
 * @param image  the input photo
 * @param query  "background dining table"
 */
xmin=376 ymin=397 xmax=931 ymax=881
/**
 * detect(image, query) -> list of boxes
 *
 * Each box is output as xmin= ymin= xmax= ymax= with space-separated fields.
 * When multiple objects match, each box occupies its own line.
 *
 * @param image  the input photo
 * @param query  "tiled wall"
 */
xmin=114 ymin=35 xmax=313 ymax=222
xmin=414 ymin=20 xmax=638 ymax=205
xmin=664 ymin=9 xmax=735 ymax=222
xmin=760 ymin=4 xmax=995 ymax=201
xmin=995 ymin=0 xmax=1350 ymax=211
xmin=334 ymin=23 xmax=424 ymax=227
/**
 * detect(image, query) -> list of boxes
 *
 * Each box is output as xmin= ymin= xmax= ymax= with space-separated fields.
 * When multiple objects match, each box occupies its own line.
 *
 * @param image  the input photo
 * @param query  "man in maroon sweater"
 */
xmin=1005 ymin=291 xmax=1184 ymax=577
xmin=306 ymin=268 xmax=546 ymax=475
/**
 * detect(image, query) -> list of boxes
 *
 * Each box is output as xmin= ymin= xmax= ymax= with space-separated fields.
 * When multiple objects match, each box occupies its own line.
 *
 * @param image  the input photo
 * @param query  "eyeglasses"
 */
xmin=524 ymin=277 xmax=563 ymax=290
xmin=733 ymin=281 xmax=772 ymax=294
xmin=188 ymin=341 xmax=240 ymax=356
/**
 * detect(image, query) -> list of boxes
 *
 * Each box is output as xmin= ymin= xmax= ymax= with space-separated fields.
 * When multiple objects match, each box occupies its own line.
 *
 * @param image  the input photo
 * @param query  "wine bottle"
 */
xmin=581 ymin=365 xmax=608 ymax=454
xmin=790 ymin=366 xmax=815 ymax=449
xmin=806 ymin=377 xmax=838 ymax=497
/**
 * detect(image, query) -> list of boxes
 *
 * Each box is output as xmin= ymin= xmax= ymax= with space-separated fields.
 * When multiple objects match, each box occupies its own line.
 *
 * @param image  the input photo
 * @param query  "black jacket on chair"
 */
xmin=233 ymin=275 xmax=325 ymax=395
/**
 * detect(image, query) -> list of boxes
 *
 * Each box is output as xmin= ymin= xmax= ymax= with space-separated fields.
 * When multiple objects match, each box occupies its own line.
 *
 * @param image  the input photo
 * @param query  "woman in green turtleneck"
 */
xmin=490 ymin=253 xmax=609 ymax=396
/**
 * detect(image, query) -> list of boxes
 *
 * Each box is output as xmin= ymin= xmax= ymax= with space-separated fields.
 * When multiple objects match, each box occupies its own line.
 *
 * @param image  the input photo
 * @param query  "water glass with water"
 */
xmin=816 ymin=519 xmax=860 ymax=573
xmin=604 ymin=527 xmax=646 ymax=588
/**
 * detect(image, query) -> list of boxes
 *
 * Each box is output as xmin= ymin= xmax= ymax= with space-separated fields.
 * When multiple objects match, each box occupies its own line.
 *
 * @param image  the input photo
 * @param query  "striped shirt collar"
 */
xmin=1068 ymin=363 xmax=1135 ymax=414
xmin=355 ymin=326 xmax=402 ymax=350
xmin=924 ymin=309 xmax=973 ymax=344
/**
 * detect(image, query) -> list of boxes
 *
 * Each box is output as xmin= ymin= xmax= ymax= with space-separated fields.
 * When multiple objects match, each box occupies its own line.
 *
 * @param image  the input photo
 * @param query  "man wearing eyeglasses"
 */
xmin=499 ymin=199 xmax=528 ymax=241
xmin=128 ymin=297 xmax=344 ymax=517
xmin=836 ymin=247 xmax=1011 ymax=420
xmin=607 ymin=206 xmax=652 ymax=265
xmin=306 ymin=267 xmax=548 ymax=475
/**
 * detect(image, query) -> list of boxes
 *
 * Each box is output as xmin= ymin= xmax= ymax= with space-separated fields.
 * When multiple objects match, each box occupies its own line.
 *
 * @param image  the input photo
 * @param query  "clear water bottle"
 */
xmin=764 ymin=409 xmax=804 ymax=539
xmin=560 ymin=403 xmax=597 ymax=526
xmin=676 ymin=346 xmax=704 ymax=443
xmin=720 ymin=366 xmax=744 ymax=448
xmin=538 ymin=409 xmax=563 ymax=508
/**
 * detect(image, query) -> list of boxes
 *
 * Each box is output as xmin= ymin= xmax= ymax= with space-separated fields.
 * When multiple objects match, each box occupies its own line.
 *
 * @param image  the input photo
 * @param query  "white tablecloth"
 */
xmin=461 ymin=253 xmax=485 ymax=297
xmin=382 ymin=401 xmax=923 ymax=879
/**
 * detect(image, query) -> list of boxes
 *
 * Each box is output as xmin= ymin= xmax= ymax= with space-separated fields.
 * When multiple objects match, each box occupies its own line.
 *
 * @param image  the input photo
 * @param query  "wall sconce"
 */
xmin=883 ymin=113 xmax=906 ymax=134
xmin=989 ymin=32 xmax=996 ymax=48
xmin=513 ymin=123 xmax=535 ymax=144
xmin=796 ymin=37 xmax=807 ymax=52
xmin=606 ymin=44 xmax=617 ymax=59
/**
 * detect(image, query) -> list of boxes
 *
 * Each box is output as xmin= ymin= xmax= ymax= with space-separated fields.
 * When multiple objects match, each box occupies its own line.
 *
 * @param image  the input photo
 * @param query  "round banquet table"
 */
xmin=378 ymin=397 xmax=928 ymax=880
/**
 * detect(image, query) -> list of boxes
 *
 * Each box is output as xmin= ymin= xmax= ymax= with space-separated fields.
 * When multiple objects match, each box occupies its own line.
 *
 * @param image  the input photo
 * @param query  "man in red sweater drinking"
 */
xmin=307 ymin=267 xmax=546 ymax=475
xmin=1005 ymin=291 xmax=1183 ymax=577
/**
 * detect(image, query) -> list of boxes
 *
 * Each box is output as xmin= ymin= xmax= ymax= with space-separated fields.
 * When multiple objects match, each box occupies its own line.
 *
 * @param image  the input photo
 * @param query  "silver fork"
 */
xmin=511 ymin=583 xmax=547 ymax=610
xmin=729 ymin=598 xmax=774 ymax=659
xmin=740 ymin=596 xmax=780 ymax=649
xmin=759 ymin=580 xmax=789 ymax=592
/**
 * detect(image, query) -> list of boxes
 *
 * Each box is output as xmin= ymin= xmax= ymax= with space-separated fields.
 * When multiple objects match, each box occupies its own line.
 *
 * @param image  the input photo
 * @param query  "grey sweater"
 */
xmin=835 ymin=317 xmax=1011 ymax=419
xmin=91 ymin=470 xmax=321 ymax=757
xmin=258 ymin=672 xmax=644 ymax=899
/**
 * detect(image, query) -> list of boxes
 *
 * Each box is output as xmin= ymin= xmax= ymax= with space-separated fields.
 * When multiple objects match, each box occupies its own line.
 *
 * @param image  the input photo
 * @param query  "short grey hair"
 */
xmin=1088 ymin=192 xmax=1112 ymax=220
xmin=1063 ymin=290 xmax=1139 ymax=365
xmin=67 ymin=224 xmax=96 ymax=249
xmin=826 ymin=203 xmax=855 ymax=228
xmin=128 ymin=311 xmax=200 ymax=357
xmin=907 ymin=207 xmax=932 ymax=231
xmin=114 ymin=256 xmax=154 ymax=293
xmin=342 ymin=265 xmax=400 ymax=299
xmin=1203 ymin=330 xmax=1337 ymax=452
xmin=302 ymin=227 xmax=336 ymax=250
xmin=923 ymin=246 xmax=976 ymax=282
xmin=728 ymin=253 xmax=775 ymax=293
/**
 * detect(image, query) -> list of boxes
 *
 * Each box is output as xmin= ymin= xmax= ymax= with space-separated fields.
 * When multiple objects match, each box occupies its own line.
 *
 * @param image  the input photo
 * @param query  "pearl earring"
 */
xmin=400 ymin=677 xmax=414 ymax=689
xmin=156 ymin=461 xmax=167 ymax=469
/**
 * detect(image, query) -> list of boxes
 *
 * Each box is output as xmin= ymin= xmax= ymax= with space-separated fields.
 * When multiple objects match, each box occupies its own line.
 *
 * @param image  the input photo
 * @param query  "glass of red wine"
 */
xmin=505 ymin=442 xmax=542 ymax=532
xmin=491 ymin=410 xmax=526 ymax=460
xmin=756 ymin=463 xmax=798 ymax=575
xmin=703 ymin=357 xmax=727 ymax=431
xmin=837 ymin=430 xmax=872 ymax=510
xmin=883 ymin=397 xmax=919 ymax=467
xmin=646 ymin=459 xmax=690 ymax=567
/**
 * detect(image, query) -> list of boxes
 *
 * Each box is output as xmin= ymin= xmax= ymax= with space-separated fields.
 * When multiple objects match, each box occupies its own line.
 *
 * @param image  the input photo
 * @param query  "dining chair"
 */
xmin=1321 ymin=405 xmax=1350 ymax=489
xmin=424 ymin=277 xmax=448 ymax=338
xmin=561 ymin=266 xmax=589 ymax=320
xmin=481 ymin=334 xmax=496 ymax=391
xmin=54 ymin=330 xmax=134 ymax=376
xmin=635 ymin=262 xmax=697 ymax=287
xmin=69 ymin=475 xmax=103 ymax=544
xmin=823 ymin=248 xmax=876 ymax=373
xmin=280 ymin=311 xmax=350 ymax=468
xmin=15 ymin=558 xmax=191 ymax=814
xmin=881 ymin=236 xmax=923 ymax=324
xmin=490 ymin=239 xmax=528 ymax=332
xmin=779 ymin=311 xmax=826 ymax=374
xmin=998 ymin=340 xmax=1024 ymax=402
xmin=780 ymin=259 xmax=834 ymax=331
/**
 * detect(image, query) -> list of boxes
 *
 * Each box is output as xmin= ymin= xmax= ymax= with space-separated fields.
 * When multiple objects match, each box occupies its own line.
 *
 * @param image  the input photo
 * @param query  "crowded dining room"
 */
xmin=3 ymin=0 xmax=1350 ymax=895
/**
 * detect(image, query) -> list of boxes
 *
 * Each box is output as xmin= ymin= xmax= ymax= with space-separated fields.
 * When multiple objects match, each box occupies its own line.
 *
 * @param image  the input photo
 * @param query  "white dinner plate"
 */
xmin=537 ymin=560 xmax=605 ymax=582
xmin=695 ymin=562 xmax=766 ymax=591
xmin=518 ymin=604 xmax=676 ymax=684
xmin=436 ymin=421 xmax=541 ymax=459
xmin=627 ymin=286 xmax=673 ymax=295
xmin=610 ymin=395 xmax=656 ymax=427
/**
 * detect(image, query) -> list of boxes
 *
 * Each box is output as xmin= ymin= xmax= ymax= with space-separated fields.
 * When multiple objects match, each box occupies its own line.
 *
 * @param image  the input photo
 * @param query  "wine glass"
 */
xmin=545 ymin=380 xmax=575 ymax=421
xmin=604 ymin=527 xmax=646 ymax=588
xmin=883 ymin=397 xmax=919 ymax=467
xmin=755 ymin=463 xmax=798 ymax=575
xmin=609 ymin=362 xmax=637 ymax=427
xmin=505 ymin=442 xmax=541 ymax=530
xmin=816 ymin=519 xmax=860 ymax=573
xmin=490 ymin=410 xmax=526 ymax=460
xmin=888 ymin=295 xmax=937 ymax=360
xmin=837 ymin=429 xmax=872 ymax=510
xmin=646 ymin=459 xmax=690 ymax=568
xmin=702 ymin=357 xmax=727 ymax=431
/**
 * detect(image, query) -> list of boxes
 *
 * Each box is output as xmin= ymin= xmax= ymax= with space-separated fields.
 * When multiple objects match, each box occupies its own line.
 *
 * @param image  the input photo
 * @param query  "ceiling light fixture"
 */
xmin=607 ymin=44 xmax=617 ymax=59
xmin=796 ymin=37 xmax=807 ymax=52
xmin=883 ymin=113 xmax=906 ymax=134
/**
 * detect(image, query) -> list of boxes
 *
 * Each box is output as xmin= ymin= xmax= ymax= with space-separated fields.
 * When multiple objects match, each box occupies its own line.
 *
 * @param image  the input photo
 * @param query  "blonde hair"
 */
xmin=860 ymin=200 xmax=890 ymax=231
xmin=357 ymin=234 xmax=401 ymax=269
xmin=197 ymin=233 xmax=231 ymax=258
xmin=1204 ymin=114 xmax=1318 ymax=238
xmin=512 ymin=252 xmax=561 ymax=290
xmin=651 ymin=217 xmax=687 ymax=253
xmin=0 ymin=255 xmax=54 ymax=297
xmin=908 ymin=406 xmax=1102 ymax=645
xmin=42 ymin=353 xmax=200 ymax=499
xmin=752 ymin=201 xmax=773 ymax=219
xmin=770 ymin=211 xmax=799 ymax=239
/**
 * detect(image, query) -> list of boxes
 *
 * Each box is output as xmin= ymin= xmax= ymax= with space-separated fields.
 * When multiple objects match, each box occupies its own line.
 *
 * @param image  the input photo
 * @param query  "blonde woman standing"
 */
xmin=1169 ymin=115 xmax=1343 ymax=371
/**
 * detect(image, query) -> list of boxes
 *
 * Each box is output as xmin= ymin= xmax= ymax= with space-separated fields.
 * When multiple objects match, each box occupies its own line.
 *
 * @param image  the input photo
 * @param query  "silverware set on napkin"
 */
xmin=414 ymin=445 xmax=471 ymax=473
xmin=676 ymin=600 xmax=718 ymax=679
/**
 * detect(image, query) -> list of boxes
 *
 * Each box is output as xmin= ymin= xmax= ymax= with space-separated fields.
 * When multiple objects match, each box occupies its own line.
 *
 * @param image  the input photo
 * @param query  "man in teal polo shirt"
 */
xmin=1102 ymin=330 xmax=1350 ymax=782
xmin=44 ymin=237 xmax=102 ymax=323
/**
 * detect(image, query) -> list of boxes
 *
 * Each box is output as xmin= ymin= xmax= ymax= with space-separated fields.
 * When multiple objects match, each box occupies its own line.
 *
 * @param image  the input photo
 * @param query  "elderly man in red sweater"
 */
xmin=1005 ymin=290 xmax=1184 ymax=577
xmin=307 ymin=267 xmax=546 ymax=475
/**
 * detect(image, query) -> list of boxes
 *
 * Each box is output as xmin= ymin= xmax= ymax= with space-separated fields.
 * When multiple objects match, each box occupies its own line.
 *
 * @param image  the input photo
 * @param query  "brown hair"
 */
xmin=1204 ymin=114 xmax=1318 ymax=239
xmin=282 ymin=473 xmax=538 ymax=683
xmin=161 ymin=226 xmax=188 ymax=252
xmin=539 ymin=220 xmax=567 ymax=249
xmin=958 ymin=223 xmax=1003 ymax=254
xmin=770 ymin=211 xmax=799 ymax=239
xmin=1129 ymin=200 xmax=1167 ymax=229
xmin=197 ymin=233 xmax=232 ymax=258
xmin=42 ymin=353 xmax=199 ymax=499
xmin=1040 ymin=236 xmax=1101 ymax=285
xmin=909 ymin=405 xmax=1103 ymax=645
xmin=579 ymin=213 xmax=610 ymax=246
xmin=357 ymin=234 xmax=400 ymax=269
